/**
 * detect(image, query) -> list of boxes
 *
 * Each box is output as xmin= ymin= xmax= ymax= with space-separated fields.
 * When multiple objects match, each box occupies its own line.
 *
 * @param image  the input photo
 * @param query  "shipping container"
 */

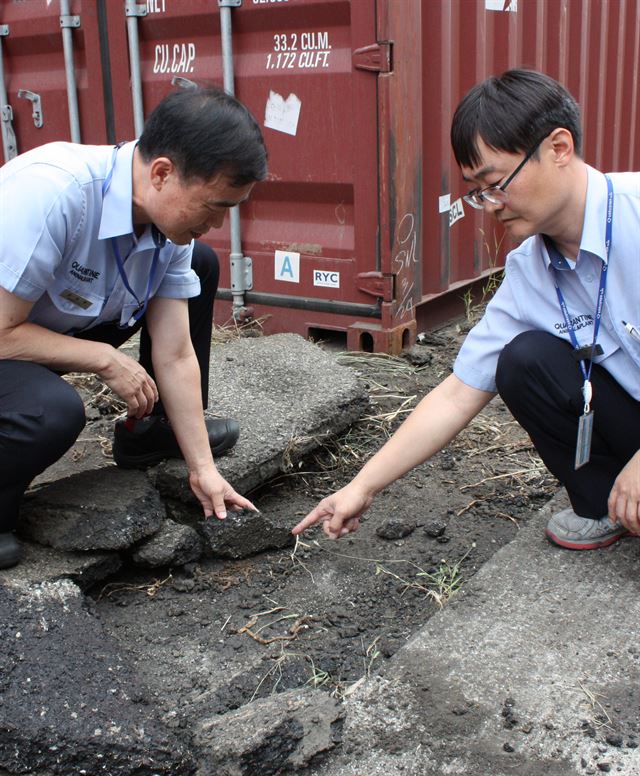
xmin=0 ymin=0 xmax=111 ymax=156
xmin=1 ymin=0 xmax=639 ymax=351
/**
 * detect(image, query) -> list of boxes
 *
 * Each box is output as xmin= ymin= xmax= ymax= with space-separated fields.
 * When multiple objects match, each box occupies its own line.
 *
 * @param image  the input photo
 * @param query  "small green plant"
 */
xmin=375 ymin=544 xmax=475 ymax=608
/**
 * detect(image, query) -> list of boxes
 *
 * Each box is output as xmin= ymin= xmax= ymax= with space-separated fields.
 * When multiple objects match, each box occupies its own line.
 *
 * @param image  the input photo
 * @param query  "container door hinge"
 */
xmin=17 ymin=90 xmax=44 ymax=128
xmin=231 ymin=255 xmax=253 ymax=292
xmin=353 ymin=41 xmax=392 ymax=73
xmin=356 ymin=272 xmax=394 ymax=302
xmin=59 ymin=14 xmax=81 ymax=29
xmin=125 ymin=2 xmax=147 ymax=18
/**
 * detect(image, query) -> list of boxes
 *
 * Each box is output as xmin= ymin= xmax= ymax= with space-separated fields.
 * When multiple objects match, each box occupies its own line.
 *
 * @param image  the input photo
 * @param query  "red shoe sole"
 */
xmin=545 ymin=528 xmax=629 ymax=550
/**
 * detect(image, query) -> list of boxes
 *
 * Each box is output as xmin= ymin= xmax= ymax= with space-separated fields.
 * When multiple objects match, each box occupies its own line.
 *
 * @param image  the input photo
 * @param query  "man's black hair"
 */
xmin=138 ymin=86 xmax=268 ymax=185
xmin=451 ymin=69 xmax=582 ymax=169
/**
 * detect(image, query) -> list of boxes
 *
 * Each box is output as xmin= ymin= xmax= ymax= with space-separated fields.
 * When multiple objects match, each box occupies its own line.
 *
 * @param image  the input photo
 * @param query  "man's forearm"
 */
xmin=0 ymin=321 xmax=113 ymax=374
xmin=352 ymin=373 xmax=495 ymax=497
xmin=153 ymin=352 xmax=214 ymax=471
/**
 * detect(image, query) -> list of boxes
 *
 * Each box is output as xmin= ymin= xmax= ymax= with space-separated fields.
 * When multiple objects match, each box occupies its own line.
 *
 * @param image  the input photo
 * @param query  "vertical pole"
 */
xmin=218 ymin=0 xmax=250 ymax=319
xmin=125 ymin=0 xmax=146 ymax=137
xmin=59 ymin=0 xmax=82 ymax=142
xmin=0 ymin=26 xmax=17 ymax=160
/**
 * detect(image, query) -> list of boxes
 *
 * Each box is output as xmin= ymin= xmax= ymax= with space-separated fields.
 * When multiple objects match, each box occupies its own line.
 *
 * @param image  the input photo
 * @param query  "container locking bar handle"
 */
xmin=17 ymin=89 xmax=44 ymax=128
xmin=124 ymin=0 xmax=148 ymax=138
xmin=59 ymin=0 xmax=81 ymax=142
xmin=218 ymin=0 xmax=253 ymax=321
xmin=0 ymin=24 xmax=17 ymax=161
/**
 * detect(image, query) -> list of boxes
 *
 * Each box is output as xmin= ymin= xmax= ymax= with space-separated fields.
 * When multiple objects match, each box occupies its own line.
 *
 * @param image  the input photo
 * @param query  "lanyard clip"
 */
xmin=582 ymin=379 xmax=593 ymax=414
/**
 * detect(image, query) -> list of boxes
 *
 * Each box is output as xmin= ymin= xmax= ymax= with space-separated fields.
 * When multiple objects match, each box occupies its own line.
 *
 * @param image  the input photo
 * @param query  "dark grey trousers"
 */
xmin=496 ymin=331 xmax=640 ymax=519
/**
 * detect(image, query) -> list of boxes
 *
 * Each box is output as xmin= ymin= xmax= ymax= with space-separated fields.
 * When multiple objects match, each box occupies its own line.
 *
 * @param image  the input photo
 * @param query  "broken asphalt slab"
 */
xmin=308 ymin=494 xmax=640 ymax=776
xmin=155 ymin=332 xmax=370 ymax=502
xmin=1 ymin=333 xmax=368 ymax=774
xmin=20 ymin=333 xmax=369 ymax=564
xmin=0 ymin=577 xmax=194 ymax=775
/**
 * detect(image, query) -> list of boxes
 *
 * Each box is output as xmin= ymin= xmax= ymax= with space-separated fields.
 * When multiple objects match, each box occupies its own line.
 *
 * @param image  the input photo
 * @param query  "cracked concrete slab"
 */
xmin=308 ymin=495 xmax=640 ymax=775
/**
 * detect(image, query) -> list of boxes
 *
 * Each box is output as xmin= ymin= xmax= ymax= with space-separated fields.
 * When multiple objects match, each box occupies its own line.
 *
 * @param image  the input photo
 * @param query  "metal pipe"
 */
xmin=215 ymin=289 xmax=382 ymax=319
xmin=59 ymin=0 xmax=81 ymax=142
xmin=125 ymin=0 xmax=146 ymax=137
xmin=0 ymin=26 xmax=17 ymax=160
xmin=218 ymin=0 xmax=248 ymax=319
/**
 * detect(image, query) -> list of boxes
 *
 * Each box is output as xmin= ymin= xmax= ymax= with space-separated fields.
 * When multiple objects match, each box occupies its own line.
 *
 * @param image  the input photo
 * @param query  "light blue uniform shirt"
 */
xmin=0 ymin=141 xmax=200 ymax=334
xmin=454 ymin=166 xmax=640 ymax=400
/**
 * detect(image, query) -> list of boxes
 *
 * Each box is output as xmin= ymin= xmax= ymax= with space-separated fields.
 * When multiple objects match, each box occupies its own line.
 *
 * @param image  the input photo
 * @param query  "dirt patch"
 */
xmin=50 ymin=316 xmax=558 ymax=751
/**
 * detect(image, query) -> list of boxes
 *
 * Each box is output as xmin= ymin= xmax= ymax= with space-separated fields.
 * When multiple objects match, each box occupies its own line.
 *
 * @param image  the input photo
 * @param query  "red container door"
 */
xmin=0 ymin=0 xmax=109 ymax=164
xmin=418 ymin=0 xmax=640 ymax=332
xmin=104 ymin=0 xmax=422 ymax=352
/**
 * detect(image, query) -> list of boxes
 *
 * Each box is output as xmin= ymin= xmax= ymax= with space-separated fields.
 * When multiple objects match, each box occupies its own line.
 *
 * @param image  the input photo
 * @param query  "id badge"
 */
xmin=574 ymin=411 xmax=594 ymax=469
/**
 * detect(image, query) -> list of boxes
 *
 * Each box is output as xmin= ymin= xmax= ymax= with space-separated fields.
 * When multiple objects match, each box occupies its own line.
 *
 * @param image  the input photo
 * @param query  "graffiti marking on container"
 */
xmin=393 ymin=213 xmax=418 ymax=318
xmin=266 ymin=31 xmax=331 ymax=69
xmin=153 ymin=43 xmax=196 ymax=74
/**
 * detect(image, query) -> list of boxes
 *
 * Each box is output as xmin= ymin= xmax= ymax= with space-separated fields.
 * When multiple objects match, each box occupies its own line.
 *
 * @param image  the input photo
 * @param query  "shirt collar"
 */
xmin=98 ymin=141 xmax=137 ymax=240
xmin=579 ymin=165 xmax=610 ymax=264
xmin=541 ymin=165 xmax=609 ymax=271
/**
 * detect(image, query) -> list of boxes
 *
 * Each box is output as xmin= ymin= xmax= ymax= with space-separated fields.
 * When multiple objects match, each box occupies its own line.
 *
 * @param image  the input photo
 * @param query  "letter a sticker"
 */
xmin=275 ymin=250 xmax=300 ymax=283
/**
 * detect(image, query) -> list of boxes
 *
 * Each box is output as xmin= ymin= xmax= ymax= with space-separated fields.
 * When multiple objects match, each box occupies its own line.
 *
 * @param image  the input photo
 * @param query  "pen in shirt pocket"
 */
xmin=622 ymin=320 xmax=640 ymax=344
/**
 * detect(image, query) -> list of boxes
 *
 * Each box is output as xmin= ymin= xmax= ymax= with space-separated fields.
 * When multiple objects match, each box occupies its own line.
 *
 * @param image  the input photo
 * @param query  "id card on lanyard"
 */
xmin=547 ymin=175 xmax=614 ymax=469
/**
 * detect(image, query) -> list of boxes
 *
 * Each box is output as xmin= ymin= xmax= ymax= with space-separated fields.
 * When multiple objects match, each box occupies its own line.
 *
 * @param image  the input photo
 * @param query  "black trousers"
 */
xmin=0 ymin=242 xmax=219 ymax=532
xmin=496 ymin=331 xmax=640 ymax=518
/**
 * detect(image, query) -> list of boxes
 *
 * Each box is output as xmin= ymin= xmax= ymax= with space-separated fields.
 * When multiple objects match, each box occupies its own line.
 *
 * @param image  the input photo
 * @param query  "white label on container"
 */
xmin=438 ymin=194 xmax=451 ymax=213
xmin=313 ymin=270 xmax=340 ymax=288
xmin=485 ymin=0 xmax=518 ymax=11
xmin=449 ymin=198 xmax=465 ymax=227
xmin=265 ymin=91 xmax=301 ymax=136
xmin=147 ymin=0 xmax=166 ymax=12
xmin=275 ymin=250 xmax=300 ymax=283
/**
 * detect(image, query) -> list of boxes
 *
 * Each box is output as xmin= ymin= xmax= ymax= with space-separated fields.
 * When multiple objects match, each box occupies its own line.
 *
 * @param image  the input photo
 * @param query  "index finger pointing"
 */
xmin=292 ymin=504 xmax=331 ymax=535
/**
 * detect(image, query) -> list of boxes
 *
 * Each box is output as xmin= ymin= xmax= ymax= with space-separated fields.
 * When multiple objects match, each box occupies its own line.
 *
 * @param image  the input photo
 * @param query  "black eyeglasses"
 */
xmin=463 ymin=140 xmax=542 ymax=210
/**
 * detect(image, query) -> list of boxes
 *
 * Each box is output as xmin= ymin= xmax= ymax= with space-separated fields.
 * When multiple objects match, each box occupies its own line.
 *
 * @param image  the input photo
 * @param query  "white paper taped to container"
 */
xmin=264 ymin=91 xmax=302 ymax=136
xmin=438 ymin=194 xmax=451 ymax=213
xmin=485 ymin=0 xmax=518 ymax=11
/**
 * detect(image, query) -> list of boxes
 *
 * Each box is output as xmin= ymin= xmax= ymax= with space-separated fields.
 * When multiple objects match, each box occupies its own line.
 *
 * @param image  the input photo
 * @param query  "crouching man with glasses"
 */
xmin=293 ymin=68 xmax=640 ymax=551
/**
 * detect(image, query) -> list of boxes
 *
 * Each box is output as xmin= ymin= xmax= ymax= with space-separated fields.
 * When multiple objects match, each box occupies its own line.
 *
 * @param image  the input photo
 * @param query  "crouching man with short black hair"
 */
xmin=0 ymin=86 xmax=268 ymax=569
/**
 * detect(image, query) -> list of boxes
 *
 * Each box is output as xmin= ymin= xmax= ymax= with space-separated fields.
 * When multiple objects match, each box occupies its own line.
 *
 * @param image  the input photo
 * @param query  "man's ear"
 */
xmin=549 ymin=128 xmax=575 ymax=167
xmin=149 ymin=157 xmax=175 ymax=190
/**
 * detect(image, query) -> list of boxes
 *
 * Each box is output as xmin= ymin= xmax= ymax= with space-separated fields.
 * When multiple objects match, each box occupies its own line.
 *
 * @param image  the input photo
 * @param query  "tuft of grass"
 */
xmin=375 ymin=550 xmax=470 ymax=609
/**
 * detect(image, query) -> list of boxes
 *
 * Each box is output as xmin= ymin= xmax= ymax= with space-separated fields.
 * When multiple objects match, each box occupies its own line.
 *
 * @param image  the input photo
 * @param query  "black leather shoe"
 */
xmin=112 ymin=415 xmax=240 ymax=469
xmin=0 ymin=533 xmax=22 ymax=569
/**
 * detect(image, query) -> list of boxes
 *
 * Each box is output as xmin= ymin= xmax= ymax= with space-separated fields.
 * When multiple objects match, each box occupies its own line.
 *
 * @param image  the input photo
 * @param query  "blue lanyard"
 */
xmin=102 ymin=145 xmax=162 ymax=328
xmin=547 ymin=175 xmax=614 ymax=387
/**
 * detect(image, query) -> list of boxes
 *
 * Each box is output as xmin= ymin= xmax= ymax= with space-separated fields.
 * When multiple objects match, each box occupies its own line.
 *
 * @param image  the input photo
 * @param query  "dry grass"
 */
xmin=211 ymin=315 xmax=271 ymax=344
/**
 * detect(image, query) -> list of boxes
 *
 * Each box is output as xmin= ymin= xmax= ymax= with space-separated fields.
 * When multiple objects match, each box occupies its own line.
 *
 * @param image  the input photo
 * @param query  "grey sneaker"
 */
xmin=545 ymin=508 xmax=628 ymax=550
